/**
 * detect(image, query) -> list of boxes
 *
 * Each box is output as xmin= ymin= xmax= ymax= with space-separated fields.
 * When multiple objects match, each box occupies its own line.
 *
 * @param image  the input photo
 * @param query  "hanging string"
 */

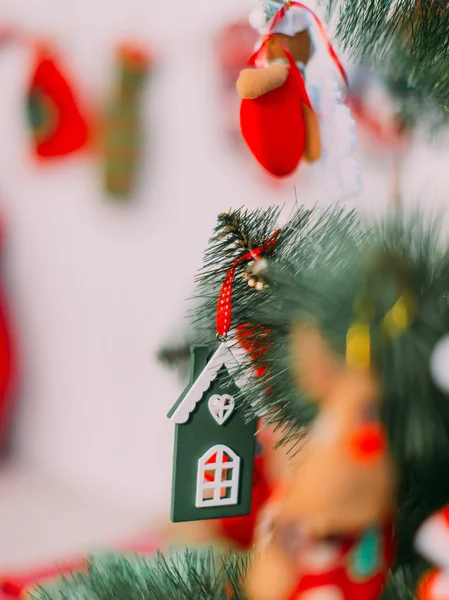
xmin=216 ymin=230 xmax=280 ymax=339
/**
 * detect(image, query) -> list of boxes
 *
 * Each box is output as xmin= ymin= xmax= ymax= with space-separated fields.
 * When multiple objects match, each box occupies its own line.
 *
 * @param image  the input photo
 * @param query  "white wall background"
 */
xmin=0 ymin=0 xmax=448 ymax=525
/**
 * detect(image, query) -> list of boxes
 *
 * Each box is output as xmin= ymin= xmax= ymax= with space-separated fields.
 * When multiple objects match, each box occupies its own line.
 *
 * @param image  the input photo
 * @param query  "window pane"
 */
xmin=221 ymin=467 xmax=233 ymax=482
xmin=204 ymin=469 xmax=216 ymax=482
xmin=203 ymin=487 xmax=214 ymax=501
xmin=220 ymin=486 xmax=233 ymax=500
xmin=205 ymin=452 xmax=218 ymax=465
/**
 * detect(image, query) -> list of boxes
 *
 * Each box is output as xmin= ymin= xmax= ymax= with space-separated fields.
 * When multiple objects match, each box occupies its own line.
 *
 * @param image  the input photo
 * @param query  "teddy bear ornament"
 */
xmin=237 ymin=0 xmax=348 ymax=179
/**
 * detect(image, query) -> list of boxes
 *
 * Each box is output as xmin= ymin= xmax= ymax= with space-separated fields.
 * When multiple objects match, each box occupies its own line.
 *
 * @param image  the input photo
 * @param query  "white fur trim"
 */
xmin=311 ymin=71 xmax=362 ymax=201
xmin=268 ymin=6 xmax=312 ymax=35
xmin=251 ymin=5 xmax=313 ymax=35
xmin=249 ymin=7 xmax=268 ymax=31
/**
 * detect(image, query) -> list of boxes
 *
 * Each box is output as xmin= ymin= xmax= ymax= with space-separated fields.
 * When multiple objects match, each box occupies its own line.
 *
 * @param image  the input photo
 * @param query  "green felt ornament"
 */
xmin=103 ymin=43 xmax=151 ymax=199
xmin=168 ymin=344 xmax=257 ymax=523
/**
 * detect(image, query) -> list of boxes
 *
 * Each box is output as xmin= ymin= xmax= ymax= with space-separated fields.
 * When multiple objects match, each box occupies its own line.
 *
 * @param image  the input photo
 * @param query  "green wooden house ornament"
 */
xmin=168 ymin=342 xmax=257 ymax=523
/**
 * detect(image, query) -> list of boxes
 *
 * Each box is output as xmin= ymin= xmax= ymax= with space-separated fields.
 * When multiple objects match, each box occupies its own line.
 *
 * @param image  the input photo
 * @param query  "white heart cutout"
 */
xmin=208 ymin=394 xmax=235 ymax=426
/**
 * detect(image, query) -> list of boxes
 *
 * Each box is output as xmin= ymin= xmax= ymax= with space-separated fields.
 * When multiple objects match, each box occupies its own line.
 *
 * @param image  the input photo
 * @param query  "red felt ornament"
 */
xmin=27 ymin=45 xmax=89 ymax=159
xmin=240 ymin=40 xmax=312 ymax=178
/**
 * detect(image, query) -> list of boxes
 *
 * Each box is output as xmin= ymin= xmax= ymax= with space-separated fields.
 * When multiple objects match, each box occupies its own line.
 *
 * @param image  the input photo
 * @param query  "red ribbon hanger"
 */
xmin=216 ymin=230 xmax=280 ymax=339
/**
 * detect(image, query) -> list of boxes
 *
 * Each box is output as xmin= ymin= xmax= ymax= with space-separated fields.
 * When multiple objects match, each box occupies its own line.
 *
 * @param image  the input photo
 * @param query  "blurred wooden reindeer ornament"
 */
xmin=237 ymin=1 xmax=347 ymax=179
xmin=246 ymin=323 xmax=397 ymax=600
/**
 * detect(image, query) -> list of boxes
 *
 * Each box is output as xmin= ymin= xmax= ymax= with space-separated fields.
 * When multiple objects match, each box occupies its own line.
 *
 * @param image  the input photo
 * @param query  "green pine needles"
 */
xmin=194 ymin=206 xmax=449 ymax=465
xmin=193 ymin=204 xmax=366 ymax=440
xmin=33 ymin=550 xmax=250 ymax=600
xmin=158 ymin=338 xmax=194 ymax=380
xmin=322 ymin=0 xmax=449 ymax=120
xmin=192 ymin=204 xmax=449 ymax=591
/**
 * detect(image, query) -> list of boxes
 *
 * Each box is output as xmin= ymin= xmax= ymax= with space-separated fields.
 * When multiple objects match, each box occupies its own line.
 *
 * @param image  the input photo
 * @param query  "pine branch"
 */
xmin=158 ymin=342 xmax=194 ymax=372
xmin=192 ymin=203 xmax=365 ymax=432
xmin=33 ymin=550 xmax=250 ymax=600
xmin=382 ymin=564 xmax=421 ymax=600
xmin=323 ymin=0 xmax=449 ymax=121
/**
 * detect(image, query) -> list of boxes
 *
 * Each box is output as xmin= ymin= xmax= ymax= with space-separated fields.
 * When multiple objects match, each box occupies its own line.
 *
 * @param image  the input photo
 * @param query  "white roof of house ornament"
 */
xmin=169 ymin=342 xmax=251 ymax=425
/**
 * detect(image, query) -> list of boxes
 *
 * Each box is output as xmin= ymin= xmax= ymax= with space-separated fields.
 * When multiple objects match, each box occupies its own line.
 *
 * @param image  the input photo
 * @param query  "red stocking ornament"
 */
xmin=239 ymin=2 xmax=347 ymax=178
xmin=27 ymin=45 xmax=89 ymax=159
xmin=240 ymin=39 xmax=312 ymax=178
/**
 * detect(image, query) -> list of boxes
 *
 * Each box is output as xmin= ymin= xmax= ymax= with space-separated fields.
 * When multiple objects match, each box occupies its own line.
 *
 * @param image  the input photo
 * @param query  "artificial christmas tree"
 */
xmin=168 ymin=344 xmax=257 ymax=523
xmin=34 ymin=205 xmax=449 ymax=600
xmin=322 ymin=0 xmax=449 ymax=122
xmin=25 ymin=0 xmax=449 ymax=595
xmin=191 ymin=204 xmax=449 ymax=600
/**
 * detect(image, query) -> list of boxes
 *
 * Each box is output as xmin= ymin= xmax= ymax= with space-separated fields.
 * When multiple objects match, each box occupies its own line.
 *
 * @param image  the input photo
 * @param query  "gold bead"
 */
xmin=248 ymin=278 xmax=256 ymax=288
xmin=255 ymin=281 xmax=264 ymax=291
xmin=242 ymin=271 xmax=250 ymax=279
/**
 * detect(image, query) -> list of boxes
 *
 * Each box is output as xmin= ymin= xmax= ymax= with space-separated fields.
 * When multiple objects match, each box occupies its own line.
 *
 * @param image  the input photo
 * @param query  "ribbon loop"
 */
xmin=215 ymin=230 xmax=279 ymax=338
